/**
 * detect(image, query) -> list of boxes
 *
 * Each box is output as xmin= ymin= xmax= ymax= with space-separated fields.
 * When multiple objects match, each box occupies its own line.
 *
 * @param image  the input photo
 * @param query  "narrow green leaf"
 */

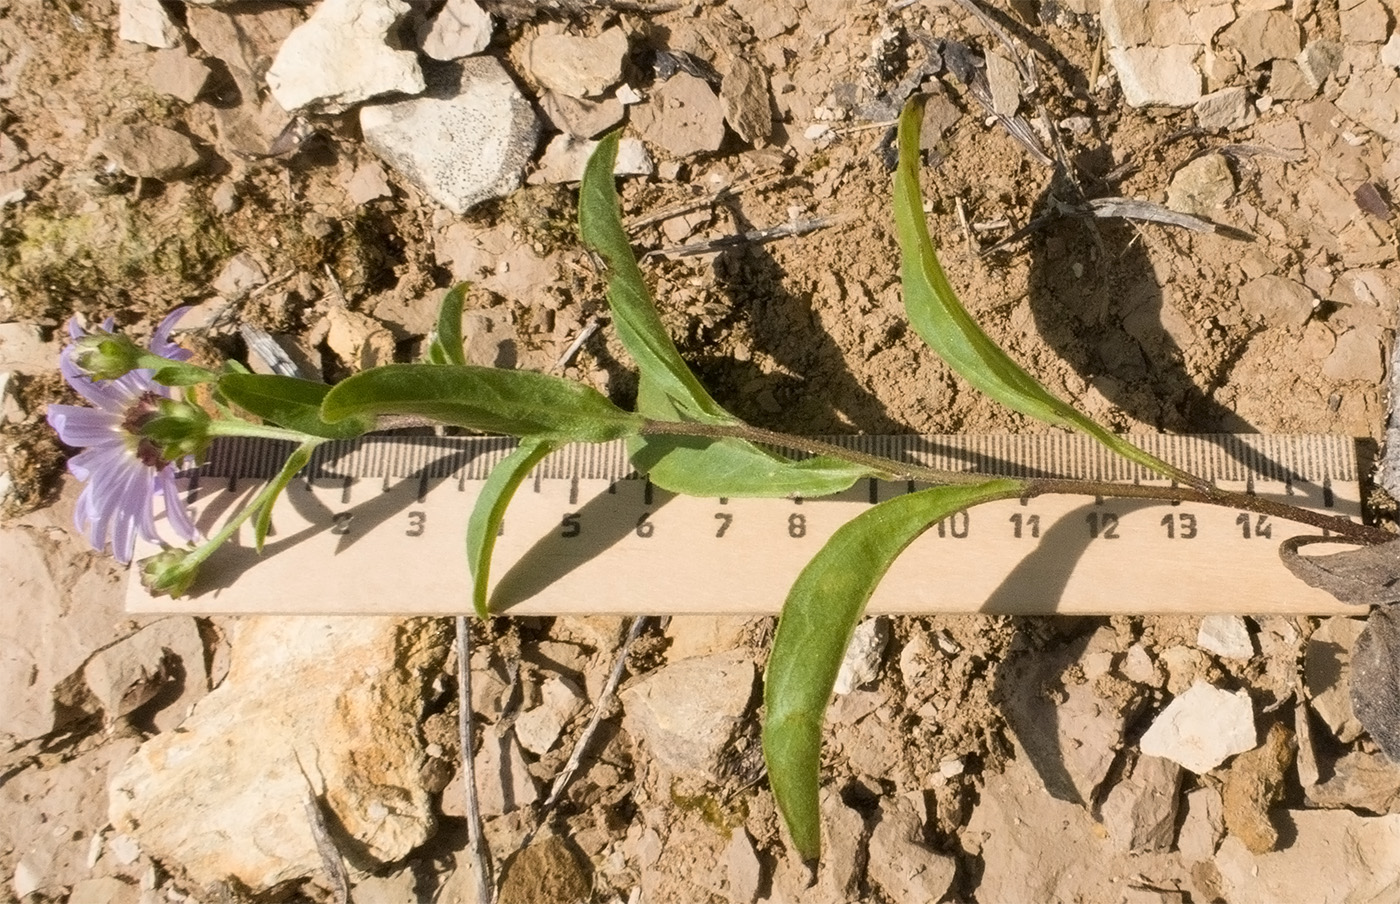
xmin=632 ymin=435 xmax=878 ymax=498
xmin=763 ymin=478 xmax=1025 ymax=860
xmin=467 ymin=439 xmax=557 ymax=617
xmin=220 ymin=373 xmax=375 ymax=440
xmin=628 ymin=377 xmax=884 ymax=497
xmin=321 ymin=364 xmax=645 ymax=442
xmin=252 ymin=441 xmax=317 ymax=552
xmin=425 ymin=283 xmax=469 ymax=366
xmin=892 ymin=99 xmax=1196 ymax=485
xmin=579 ymin=133 xmax=731 ymax=422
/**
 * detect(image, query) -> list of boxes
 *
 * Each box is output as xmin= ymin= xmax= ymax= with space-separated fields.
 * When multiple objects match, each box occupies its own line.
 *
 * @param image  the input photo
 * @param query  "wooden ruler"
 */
xmin=126 ymin=434 xmax=1367 ymax=616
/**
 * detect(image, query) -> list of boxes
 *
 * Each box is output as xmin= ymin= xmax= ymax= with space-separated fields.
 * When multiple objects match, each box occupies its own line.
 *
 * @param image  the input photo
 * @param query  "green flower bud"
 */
xmin=140 ymin=548 xmax=201 ymax=598
xmin=73 ymin=333 xmax=145 ymax=381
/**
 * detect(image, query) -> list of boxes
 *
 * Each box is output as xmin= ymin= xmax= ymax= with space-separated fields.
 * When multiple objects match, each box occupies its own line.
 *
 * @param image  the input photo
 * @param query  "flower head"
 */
xmin=46 ymin=310 xmax=201 ymax=563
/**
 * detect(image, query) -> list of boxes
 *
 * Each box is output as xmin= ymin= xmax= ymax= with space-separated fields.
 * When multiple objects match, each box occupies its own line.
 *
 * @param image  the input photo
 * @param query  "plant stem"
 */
xmin=639 ymin=419 xmax=993 ymax=485
xmin=206 ymin=419 xmax=317 ymax=443
xmin=639 ymin=419 xmax=1392 ymax=546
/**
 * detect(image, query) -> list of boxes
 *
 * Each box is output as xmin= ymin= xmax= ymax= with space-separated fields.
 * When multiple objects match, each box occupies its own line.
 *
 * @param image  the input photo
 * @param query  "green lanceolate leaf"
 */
xmin=628 ymin=377 xmax=886 ymax=497
xmin=579 ymin=133 xmax=731 ymax=422
xmin=763 ymin=478 xmax=1025 ymax=860
xmin=321 ymin=364 xmax=645 ymax=442
xmin=634 ymin=435 xmax=880 ymax=497
xmin=425 ymin=283 xmax=469 ymax=366
xmin=892 ymin=99 xmax=1198 ymax=486
xmin=252 ymin=441 xmax=319 ymax=552
xmin=467 ymin=439 xmax=557 ymax=617
xmin=219 ymin=373 xmax=376 ymax=440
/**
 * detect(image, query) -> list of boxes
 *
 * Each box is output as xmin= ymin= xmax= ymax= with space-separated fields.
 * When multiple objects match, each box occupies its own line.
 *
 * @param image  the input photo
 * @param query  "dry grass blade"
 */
xmin=644 ymin=216 xmax=849 ymax=259
xmin=297 ymin=767 xmax=350 ymax=904
xmin=457 ymin=616 xmax=496 ymax=904
xmin=536 ymin=617 xmax=649 ymax=821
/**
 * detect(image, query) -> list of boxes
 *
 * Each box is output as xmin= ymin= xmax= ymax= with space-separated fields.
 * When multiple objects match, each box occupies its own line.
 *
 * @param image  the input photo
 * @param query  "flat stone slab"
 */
xmin=361 ymin=57 xmax=539 ymax=214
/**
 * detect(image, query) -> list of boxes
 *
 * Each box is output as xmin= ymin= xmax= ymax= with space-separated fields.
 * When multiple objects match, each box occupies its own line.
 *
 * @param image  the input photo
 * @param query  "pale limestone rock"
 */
xmin=964 ymin=755 xmax=1184 ymax=901
xmin=1297 ymin=41 xmax=1343 ymax=89
xmin=816 ymin=788 xmax=868 ymax=900
xmin=148 ymin=49 xmax=211 ymax=104
xmin=1101 ymin=755 xmax=1183 ymax=852
xmin=67 ymin=876 xmax=139 ymax=904
xmin=1323 ymin=327 xmax=1385 ymax=383
xmin=1336 ymin=66 xmax=1400 ymax=142
xmin=725 ymin=829 xmax=761 ymax=904
xmin=360 ymin=57 xmax=539 ymax=214
xmin=1100 ymin=0 xmax=1151 ymax=47
xmin=1140 ymin=681 xmax=1257 ymax=774
xmin=266 ymin=0 xmax=424 ymax=114
xmin=108 ymin=618 xmax=448 ymax=893
xmin=97 ymin=124 xmax=201 ymax=181
xmin=418 ymin=0 xmax=491 ymax=61
xmin=721 ymin=56 xmax=773 ymax=143
xmin=1109 ymin=45 xmax=1202 ymax=107
xmin=1215 ymin=811 xmax=1400 ymax=904
xmin=1166 ymin=153 xmax=1234 ymax=217
xmin=1340 ymin=0 xmax=1390 ymax=43
xmin=119 ymin=0 xmax=180 ymax=48
xmin=56 ymin=617 xmax=207 ymax=731
xmin=1238 ymin=275 xmax=1316 ymax=329
xmin=867 ymin=797 xmax=957 ymax=901
xmin=631 ymin=73 xmax=727 ymax=157
xmin=528 ymin=134 xmax=652 ymax=184
xmin=1306 ymin=750 xmax=1400 ymax=813
xmin=1221 ymin=11 xmax=1300 ymax=69
xmin=663 ymin=616 xmax=749 ymax=662
xmin=514 ymin=675 xmax=585 ymax=755
xmin=1194 ymin=86 xmax=1250 ymax=131
xmin=985 ymin=47 xmax=1021 ymax=116
xmin=1305 ymin=616 xmax=1367 ymax=741
xmin=321 ymin=306 xmax=396 ymax=372
xmin=1176 ymin=787 xmax=1224 ymax=862
xmin=1383 ymin=34 xmax=1400 ymax=70
xmin=539 ymin=90 xmax=625 ymax=139
xmin=475 ymin=724 xmax=539 ymax=816
xmin=1269 ymin=59 xmax=1317 ymax=100
xmin=834 ymin=616 xmax=889 ymax=695
xmin=1003 ymin=660 xmax=1145 ymax=803
xmin=343 ymin=162 xmax=393 ymax=205
xmin=212 ymin=252 xmax=267 ymax=301
xmin=620 ymin=648 xmax=755 ymax=781
xmin=0 ymin=521 xmax=128 ymax=742
xmin=1196 ymin=615 xmax=1255 ymax=660
xmin=0 ymin=322 xmax=59 ymax=374
xmin=525 ymin=28 xmax=628 ymax=99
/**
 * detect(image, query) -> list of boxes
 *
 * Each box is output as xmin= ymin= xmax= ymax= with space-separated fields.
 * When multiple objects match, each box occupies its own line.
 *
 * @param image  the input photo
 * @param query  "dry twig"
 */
xmin=456 ymin=617 xmax=496 ymax=904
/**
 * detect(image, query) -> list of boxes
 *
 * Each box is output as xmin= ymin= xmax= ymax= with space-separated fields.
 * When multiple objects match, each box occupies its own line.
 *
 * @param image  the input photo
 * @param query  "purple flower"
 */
xmin=46 ymin=310 xmax=199 ymax=563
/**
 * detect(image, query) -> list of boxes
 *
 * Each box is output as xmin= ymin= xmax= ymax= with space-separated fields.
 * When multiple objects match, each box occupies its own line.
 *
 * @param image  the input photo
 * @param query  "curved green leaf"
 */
xmin=425 ymin=283 xmax=469 ymax=366
xmin=253 ymin=441 xmax=318 ymax=552
xmin=893 ymin=99 xmax=1196 ymax=485
xmin=468 ymin=439 xmax=557 ymax=617
xmin=219 ymin=373 xmax=375 ymax=439
xmin=321 ymin=364 xmax=644 ymax=442
xmin=763 ymin=478 xmax=1025 ymax=860
xmin=632 ymin=434 xmax=879 ymax=498
xmin=628 ymin=377 xmax=886 ymax=497
xmin=580 ymin=133 xmax=731 ymax=422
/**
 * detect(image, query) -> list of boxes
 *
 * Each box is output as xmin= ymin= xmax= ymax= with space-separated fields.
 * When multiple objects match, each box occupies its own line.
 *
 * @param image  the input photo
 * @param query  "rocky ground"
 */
xmin=3 ymin=0 xmax=1400 ymax=902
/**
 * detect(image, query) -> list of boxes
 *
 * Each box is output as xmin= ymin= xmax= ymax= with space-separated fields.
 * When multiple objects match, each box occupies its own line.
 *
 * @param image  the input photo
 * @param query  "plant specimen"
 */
xmin=50 ymin=100 xmax=1397 ymax=860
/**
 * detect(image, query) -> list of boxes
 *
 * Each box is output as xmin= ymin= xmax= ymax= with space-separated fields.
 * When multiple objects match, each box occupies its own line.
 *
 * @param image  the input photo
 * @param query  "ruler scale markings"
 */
xmin=134 ymin=433 xmax=1369 ymax=618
